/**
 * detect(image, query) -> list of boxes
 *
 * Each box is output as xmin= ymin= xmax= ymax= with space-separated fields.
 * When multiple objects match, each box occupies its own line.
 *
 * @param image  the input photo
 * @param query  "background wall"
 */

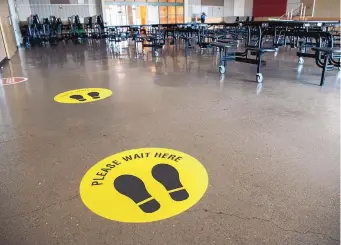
xmin=234 ymin=0 xmax=252 ymax=16
xmin=286 ymin=0 xmax=300 ymax=14
xmin=185 ymin=0 xmax=253 ymax=22
xmin=305 ymin=0 xmax=340 ymax=18
xmin=16 ymin=0 xmax=102 ymax=21
xmin=253 ymin=0 xmax=340 ymax=18
xmin=185 ymin=0 xmax=224 ymax=22
xmin=14 ymin=0 xmax=340 ymax=23
xmin=223 ymin=0 xmax=233 ymax=16
xmin=0 ymin=0 xmax=17 ymax=57
xmin=244 ymin=0 xmax=253 ymax=16
xmin=234 ymin=0 xmax=245 ymax=16
xmin=253 ymin=0 xmax=287 ymax=17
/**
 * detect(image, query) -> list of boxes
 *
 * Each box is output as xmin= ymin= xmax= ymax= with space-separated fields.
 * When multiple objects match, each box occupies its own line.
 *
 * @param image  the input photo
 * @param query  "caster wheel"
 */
xmin=219 ymin=65 xmax=226 ymax=74
xmin=256 ymin=73 xmax=263 ymax=83
xmin=298 ymin=57 xmax=304 ymax=65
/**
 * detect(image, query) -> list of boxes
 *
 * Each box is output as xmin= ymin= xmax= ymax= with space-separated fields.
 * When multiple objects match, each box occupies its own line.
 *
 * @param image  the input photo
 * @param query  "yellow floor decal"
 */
xmin=54 ymin=88 xmax=112 ymax=104
xmin=80 ymin=148 xmax=208 ymax=223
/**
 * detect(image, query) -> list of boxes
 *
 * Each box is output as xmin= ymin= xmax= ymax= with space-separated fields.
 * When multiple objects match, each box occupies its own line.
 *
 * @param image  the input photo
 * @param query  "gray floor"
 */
xmin=0 ymin=42 xmax=340 ymax=245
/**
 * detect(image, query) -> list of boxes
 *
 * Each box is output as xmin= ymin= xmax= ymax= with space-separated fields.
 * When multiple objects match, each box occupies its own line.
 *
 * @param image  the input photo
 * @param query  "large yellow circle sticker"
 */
xmin=54 ymin=88 xmax=112 ymax=104
xmin=80 ymin=148 xmax=208 ymax=223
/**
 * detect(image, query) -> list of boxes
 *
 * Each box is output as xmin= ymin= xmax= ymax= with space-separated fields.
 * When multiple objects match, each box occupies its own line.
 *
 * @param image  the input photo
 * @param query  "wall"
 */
xmin=16 ymin=0 xmax=32 ymax=19
xmin=0 ymin=28 xmax=6 ymax=61
xmin=16 ymin=0 xmax=102 ymax=21
xmin=286 ymin=0 xmax=300 ymax=14
xmin=285 ymin=0 xmax=341 ymax=19
xmin=234 ymin=0 xmax=252 ymax=16
xmin=8 ymin=0 xmax=23 ymax=45
xmin=0 ymin=0 xmax=8 ymax=61
xmin=244 ymin=0 xmax=253 ymax=16
xmin=223 ymin=0 xmax=233 ymax=16
xmin=14 ymin=0 xmax=258 ymax=23
xmin=0 ymin=0 xmax=17 ymax=58
xmin=253 ymin=0 xmax=287 ymax=17
xmin=307 ymin=0 xmax=340 ymax=18
xmin=234 ymin=0 xmax=244 ymax=16
xmin=185 ymin=0 xmax=253 ymax=22
xmin=201 ymin=0 xmax=223 ymax=5
xmin=186 ymin=0 xmax=224 ymax=22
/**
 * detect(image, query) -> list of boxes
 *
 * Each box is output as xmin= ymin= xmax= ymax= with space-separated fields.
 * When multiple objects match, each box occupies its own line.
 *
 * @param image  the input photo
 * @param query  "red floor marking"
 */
xmin=0 ymin=77 xmax=28 ymax=86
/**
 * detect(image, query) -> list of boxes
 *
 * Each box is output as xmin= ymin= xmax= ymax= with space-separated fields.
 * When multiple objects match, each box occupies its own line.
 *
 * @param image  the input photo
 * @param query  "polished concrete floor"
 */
xmin=0 ymin=41 xmax=340 ymax=245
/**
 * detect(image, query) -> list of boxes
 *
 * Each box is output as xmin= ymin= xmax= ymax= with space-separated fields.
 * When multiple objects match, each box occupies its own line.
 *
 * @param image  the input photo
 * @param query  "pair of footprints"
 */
xmin=114 ymin=164 xmax=189 ymax=213
xmin=70 ymin=92 xmax=100 ymax=101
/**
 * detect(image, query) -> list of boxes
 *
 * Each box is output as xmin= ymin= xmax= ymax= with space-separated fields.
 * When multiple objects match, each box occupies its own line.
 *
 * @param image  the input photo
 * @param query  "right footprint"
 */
xmin=152 ymin=164 xmax=189 ymax=201
xmin=88 ymin=92 xmax=100 ymax=99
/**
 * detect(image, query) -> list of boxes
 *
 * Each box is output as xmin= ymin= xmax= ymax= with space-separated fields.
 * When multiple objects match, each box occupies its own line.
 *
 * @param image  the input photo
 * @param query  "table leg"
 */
xmin=320 ymin=53 xmax=329 ymax=86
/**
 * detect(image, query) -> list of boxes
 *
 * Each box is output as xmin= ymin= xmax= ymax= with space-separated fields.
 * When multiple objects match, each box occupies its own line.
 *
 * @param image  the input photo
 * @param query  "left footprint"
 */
xmin=70 ymin=94 xmax=86 ymax=101
xmin=114 ymin=175 xmax=160 ymax=213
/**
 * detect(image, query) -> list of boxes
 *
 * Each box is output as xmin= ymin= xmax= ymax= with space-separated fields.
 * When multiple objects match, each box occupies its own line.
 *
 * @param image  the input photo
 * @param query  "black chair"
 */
xmin=311 ymin=47 xmax=341 ymax=86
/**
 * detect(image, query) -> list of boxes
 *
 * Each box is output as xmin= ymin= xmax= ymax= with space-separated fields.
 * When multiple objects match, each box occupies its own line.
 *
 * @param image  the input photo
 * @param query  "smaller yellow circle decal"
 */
xmin=54 ymin=88 xmax=112 ymax=104
xmin=80 ymin=148 xmax=208 ymax=223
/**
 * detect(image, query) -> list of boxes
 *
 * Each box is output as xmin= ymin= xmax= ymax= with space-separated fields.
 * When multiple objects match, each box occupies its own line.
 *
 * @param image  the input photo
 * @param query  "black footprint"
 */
xmin=114 ymin=174 xmax=160 ymax=213
xmin=70 ymin=94 xmax=86 ymax=101
xmin=88 ymin=92 xmax=100 ymax=99
xmin=152 ymin=164 xmax=189 ymax=201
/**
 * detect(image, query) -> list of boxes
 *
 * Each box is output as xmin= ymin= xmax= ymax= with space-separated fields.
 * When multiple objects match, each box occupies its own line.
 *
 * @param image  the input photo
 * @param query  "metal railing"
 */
xmin=269 ymin=2 xmax=315 ymax=21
